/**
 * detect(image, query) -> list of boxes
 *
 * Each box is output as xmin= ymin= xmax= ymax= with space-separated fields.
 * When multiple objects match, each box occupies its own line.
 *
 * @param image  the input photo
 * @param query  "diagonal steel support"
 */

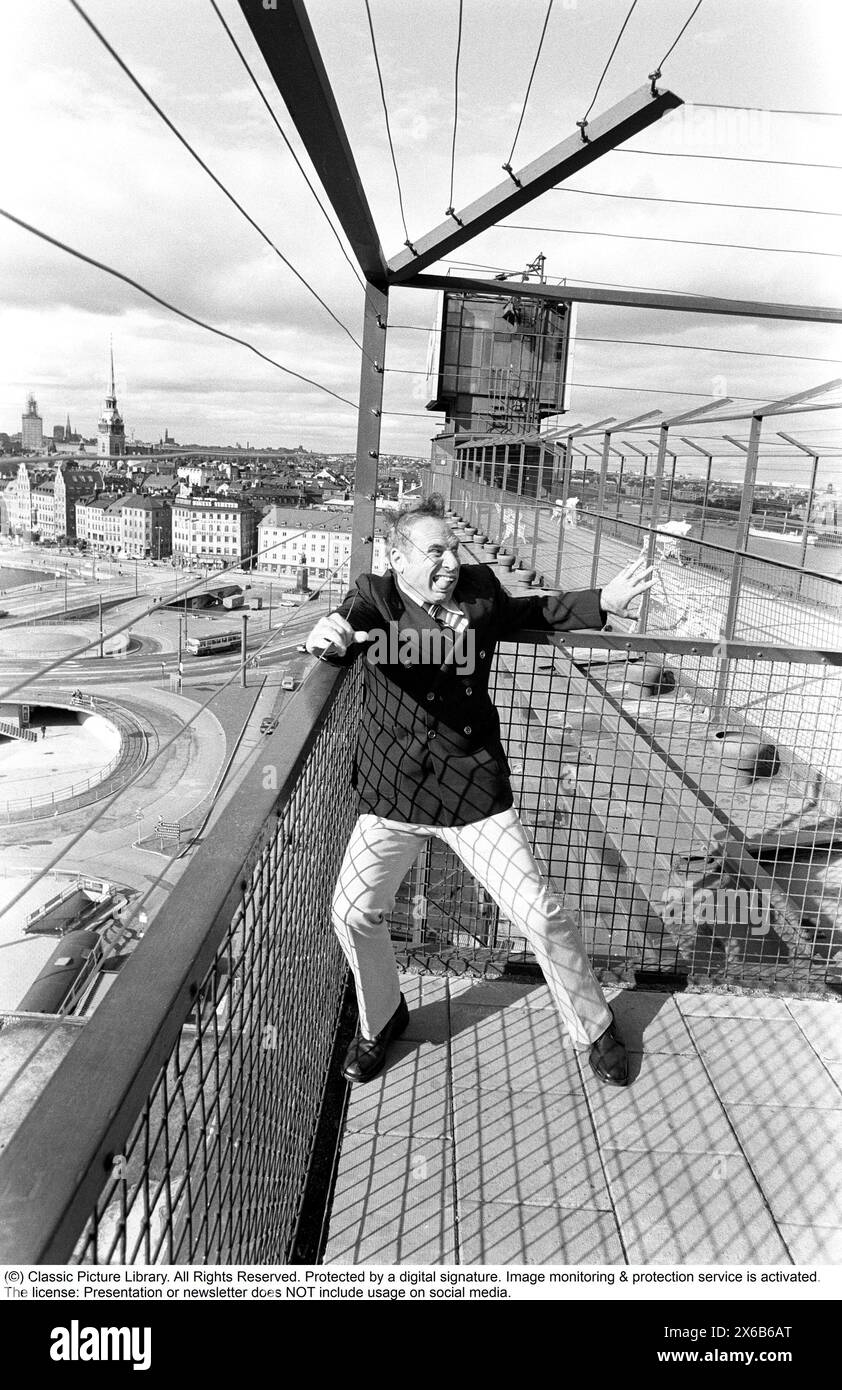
xmin=238 ymin=0 xmax=387 ymax=286
xmin=387 ymin=84 xmax=682 ymax=283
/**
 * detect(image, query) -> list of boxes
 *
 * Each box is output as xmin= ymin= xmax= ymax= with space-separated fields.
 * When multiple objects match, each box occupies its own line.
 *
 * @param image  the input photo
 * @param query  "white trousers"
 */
xmin=331 ymin=806 xmax=612 ymax=1049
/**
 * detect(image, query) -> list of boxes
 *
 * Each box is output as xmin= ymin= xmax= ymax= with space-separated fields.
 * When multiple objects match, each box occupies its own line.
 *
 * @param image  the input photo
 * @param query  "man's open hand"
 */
xmin=305 ymin=613 xmax=370 ymax=658
xmin=600 ymin=555 xmax=656 ymax=617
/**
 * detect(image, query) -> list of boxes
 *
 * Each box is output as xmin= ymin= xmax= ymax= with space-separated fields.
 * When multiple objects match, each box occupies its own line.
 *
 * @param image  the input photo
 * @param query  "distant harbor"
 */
xmin=686 ymin=520 xmax=842 ymax=581
xmin=593 ymin=503 xmax=842 ymax=582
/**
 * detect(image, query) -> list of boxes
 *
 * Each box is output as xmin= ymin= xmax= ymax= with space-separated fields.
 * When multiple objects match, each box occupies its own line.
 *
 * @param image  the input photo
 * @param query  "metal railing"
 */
xmin=427 ymin=402 xmax=842 ymax=655
xmin=1 ymin=625 xmax=840 ymax=1263
xmin=394 ymin=629 xmax=842 ymax=994
xmin=0 ymin=658 xmax=362 ymax=1264
xmin=434 ymin=471 xmax=842 ymax=651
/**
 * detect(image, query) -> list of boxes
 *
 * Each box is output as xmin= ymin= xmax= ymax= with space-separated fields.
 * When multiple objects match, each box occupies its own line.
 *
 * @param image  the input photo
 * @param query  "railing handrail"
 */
xmin=572 ymin=504 xmax=842 ymax=586
xmin=457 ymin=476 xmax=842 ymax=588
xmin=0 ymin=658 xmax=349 ymax=1264
xmin=537 ymin=628 xmax=842 ymax=666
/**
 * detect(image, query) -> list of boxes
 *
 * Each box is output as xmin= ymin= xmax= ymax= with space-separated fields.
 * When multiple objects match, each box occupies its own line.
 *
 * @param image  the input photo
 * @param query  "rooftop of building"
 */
xmin=57 ymin=467 xmax=107 ymax=493
xmin=118 ymin=493 xmax=170 ymax=512
xmin=173 ymin=493 xmax=258 ymax=512
xmin=76 ymin=493 xmax=125 ymax=513
xmin=257 ymin=505 xmax=392 ymax=534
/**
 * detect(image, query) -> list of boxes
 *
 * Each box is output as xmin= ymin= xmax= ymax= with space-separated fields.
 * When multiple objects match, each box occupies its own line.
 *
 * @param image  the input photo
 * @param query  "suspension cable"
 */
xmin=617 ymin=148 xmax=842 ymax=170
xmin=446 ymin=0 xmax=464 ymax=216
xmin=689 ymin=102 xmax=842 ymax=118
xmin=209 ymin=0 xmax=366 ymax=294
xmin=501 ymin=221 xmax=841 ymax=258
xmin=654 ymin=0 xmax=705 ymax=72
xmin=0 ymin=208 xmax=358 ymax=412
xmin=551 ymin=186 xmax=842 ymax=218
xmin=0 ymin=525 xmax=357 ymax=704
xmin=0 ymin=545 xmax=370 ymax=925
xmin=580 ymin=0 xmax=639 ymax=128
xmin=505 ymin=0 xmax=555 ymax=167
xmin=363 ymin=0 xmax=413 ymax=247
xmin=68 ymin=0 xmax=367 ymax=357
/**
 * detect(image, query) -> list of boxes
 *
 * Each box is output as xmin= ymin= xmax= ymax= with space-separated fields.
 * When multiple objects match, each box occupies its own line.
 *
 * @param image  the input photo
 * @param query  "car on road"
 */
xmin=259 ymin=716 xmax=278 ymax=735
xmin=281 ymin=676 xmax=297 ymax=692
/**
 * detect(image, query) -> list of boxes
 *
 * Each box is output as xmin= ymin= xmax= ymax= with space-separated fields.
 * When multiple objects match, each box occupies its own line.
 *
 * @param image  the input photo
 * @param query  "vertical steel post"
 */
xmin=667 ymin=450 xmax=678 ymax=521
xmin=680 ymin=435 xmax=715 ymax=549
xmin=513 ymin=443 xmax=525 ymax=554
xmin=589 ymin=431 xmax=613 ymax=587
xmin=639 ymin=453 xmax=649 ymax=527
xmin=701 ymin=452 xmax=713 ymax=542
xmin=797 ymin=451 xmax=820 ymax=589
xmin=531 ymin=445 xmax=546 ymax=566
xmin=724 ymin=413 xmax=763 ymax=639
xmin=486 ymin=444 xmax=497 ymax=534
xmin=711 ymin=411 xmax=764 ymax=716
xmin=516 ymin=443 xmax=525 ymax=496
xmin=615 ymin=452 xmax=625 ymax=521
xmin=554 ymin=437 xmax=573 ymax=585
xmin=350 ymin=282 xmax=388 ymax=584
xmin=241 ymin=612 xmax=249 ymax=688
xmin=636 ymin=425 xmax=671 ymax=631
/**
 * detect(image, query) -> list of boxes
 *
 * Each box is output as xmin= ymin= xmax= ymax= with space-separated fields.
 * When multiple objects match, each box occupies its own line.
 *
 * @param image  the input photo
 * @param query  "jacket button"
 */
xmin=428 ymin=730 xmax=436 ymax=739
xmin=464 ymin=725 xmax=472 ymax=735
xmin=465 ymin=686 xmax=472 ymax=696
xmin=426 ymin=692 xmax=435 ymax=702
xmin=479 ymin=650 xmax=486 ymax=659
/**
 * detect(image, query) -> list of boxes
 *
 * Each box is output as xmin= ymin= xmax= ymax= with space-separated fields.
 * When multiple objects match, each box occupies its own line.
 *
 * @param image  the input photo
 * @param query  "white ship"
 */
xmin=747 ymin=525 xmax=816 ymax=545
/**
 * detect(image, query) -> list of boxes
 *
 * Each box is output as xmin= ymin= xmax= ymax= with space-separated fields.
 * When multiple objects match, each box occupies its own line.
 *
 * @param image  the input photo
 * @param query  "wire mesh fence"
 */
xmin=50 ymin=662 xmax=364 ymax=1265
xmin=389 ymin=632 xmax=842 ymax=994
xmin=3 ymin=594 xmax=841 ymax=1266
xmin=424 ymin=431 xmax=842 ymax=652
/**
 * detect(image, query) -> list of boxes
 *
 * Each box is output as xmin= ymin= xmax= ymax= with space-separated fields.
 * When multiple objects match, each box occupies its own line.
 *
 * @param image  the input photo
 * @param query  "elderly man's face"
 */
xmin=390 ymin=517 xmax=460 ymax=603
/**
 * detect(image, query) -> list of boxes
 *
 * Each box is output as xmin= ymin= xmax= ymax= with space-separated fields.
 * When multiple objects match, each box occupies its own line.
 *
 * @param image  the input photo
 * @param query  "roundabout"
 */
xmin=1 ymin=625 xmax=134 ymax=658
xmin=0 ymin=696 xmax=149 ymax=821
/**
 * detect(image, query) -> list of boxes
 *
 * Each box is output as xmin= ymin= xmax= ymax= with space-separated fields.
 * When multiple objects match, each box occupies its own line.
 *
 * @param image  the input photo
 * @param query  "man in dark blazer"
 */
xmin=305 ymin=495 xmax=653 ymax=1087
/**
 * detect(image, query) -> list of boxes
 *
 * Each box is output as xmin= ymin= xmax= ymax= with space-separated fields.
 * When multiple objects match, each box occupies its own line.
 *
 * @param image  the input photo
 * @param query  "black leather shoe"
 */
xmin=341 ymin=995 xmax=410 ymax=1084
xmin=588 ymin=1010 xmax=629 ymax=1087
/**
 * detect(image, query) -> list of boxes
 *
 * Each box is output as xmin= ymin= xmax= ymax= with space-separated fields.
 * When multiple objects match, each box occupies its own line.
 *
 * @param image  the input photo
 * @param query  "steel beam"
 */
xmin=350 ymin=281 xmax=388 ymax=582
xmin=387 ymin=85 xmax=682 ymax=283
xmin=778 ymin=431 xmax=823 ymax=582
xmin=405 ymin=273 xmax=842 ymax=324
xmin=238 ymin=0 xmax=388 ymax=286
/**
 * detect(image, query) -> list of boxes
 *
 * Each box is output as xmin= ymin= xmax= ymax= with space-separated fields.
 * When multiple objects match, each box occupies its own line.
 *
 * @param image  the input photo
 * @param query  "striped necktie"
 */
xmin=426 ymin=601 xmax=468 ymax=634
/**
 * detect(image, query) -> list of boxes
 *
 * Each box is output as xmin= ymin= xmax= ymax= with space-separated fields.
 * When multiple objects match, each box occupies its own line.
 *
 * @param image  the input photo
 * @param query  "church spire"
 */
xmin=98 ymin=337 xmax=125 ymax=458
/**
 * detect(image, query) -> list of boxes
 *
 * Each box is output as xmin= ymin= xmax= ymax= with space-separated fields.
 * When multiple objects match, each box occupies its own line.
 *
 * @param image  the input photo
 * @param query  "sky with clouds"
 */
xmin=1 ymin=0 xmax=840 ymax=481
